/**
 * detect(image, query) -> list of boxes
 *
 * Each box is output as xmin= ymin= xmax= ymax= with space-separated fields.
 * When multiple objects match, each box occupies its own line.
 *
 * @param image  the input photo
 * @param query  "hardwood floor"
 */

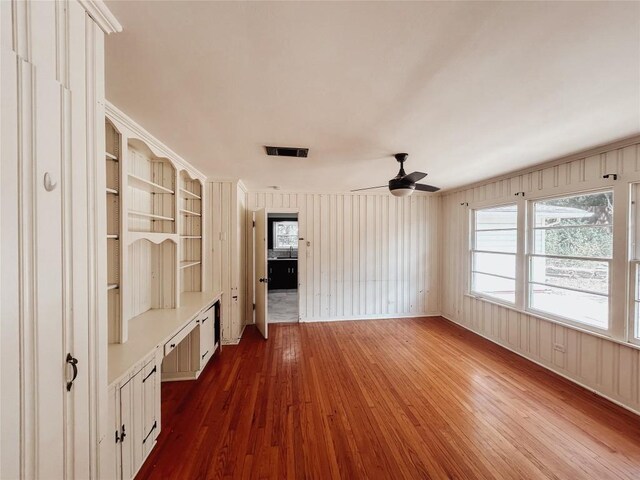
xmin=135 ymin=318 xmax=640 ymax=480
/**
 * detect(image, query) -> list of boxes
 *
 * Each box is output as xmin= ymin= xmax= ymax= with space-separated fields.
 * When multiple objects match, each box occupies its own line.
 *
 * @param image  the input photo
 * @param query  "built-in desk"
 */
xmin=108 ymin=290 xmax=223 ymax=386
xmin=102 ymin=290 xmax=223 ymax=480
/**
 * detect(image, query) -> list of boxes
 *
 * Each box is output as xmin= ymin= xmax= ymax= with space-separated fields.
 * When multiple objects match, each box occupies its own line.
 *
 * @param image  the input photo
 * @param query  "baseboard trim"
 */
xmin=301 ymin=313 xmax=441 ymax=323
xmin=440 ymin=314 xmax=640 ymax=418
xmin=161 ymin=371 xmax=199 ymax=382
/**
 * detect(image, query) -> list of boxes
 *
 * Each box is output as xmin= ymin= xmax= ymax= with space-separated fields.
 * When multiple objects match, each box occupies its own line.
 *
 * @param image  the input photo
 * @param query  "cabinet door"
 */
xmin=141 ymin=359 xmax=158 ymax=459
xmin=119 ymin=378 xmax=134 ymax=480
xmin=199 ymin=307 xmax=215 ymax=368
xmin=99 ymin=386 xmax=120 ymax=480
xmin=268 ymin=262 xmax=283 ymax=290
xmin=119 ymin=369 xmax=144 ymax=480
xmin=287 ymin=262 xmax=298 ymax=289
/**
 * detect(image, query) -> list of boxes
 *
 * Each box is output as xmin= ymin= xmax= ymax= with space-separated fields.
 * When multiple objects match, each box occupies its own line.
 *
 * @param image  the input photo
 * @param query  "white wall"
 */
xmin=246 ymin=192 xmax=440 ymax=322
xmin=440 ymin=137 xmax=640 ymax=415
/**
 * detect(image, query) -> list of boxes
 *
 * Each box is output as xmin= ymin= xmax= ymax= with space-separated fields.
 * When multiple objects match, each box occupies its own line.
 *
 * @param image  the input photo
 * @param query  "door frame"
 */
xmin=251 ymin=207 xmax=301 ymax=325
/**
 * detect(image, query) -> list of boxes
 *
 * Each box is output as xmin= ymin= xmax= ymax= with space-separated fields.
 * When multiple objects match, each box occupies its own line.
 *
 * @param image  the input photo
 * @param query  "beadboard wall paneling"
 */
xmin=127 ymin=240 xmax=177 ymax=318
xmin=246 ymin=192 xmax=440 ymax=322
xmin=209 ymin=181 xmax=247 ymax=344
xmin=440 ymin=141 xmax=640 ymax=415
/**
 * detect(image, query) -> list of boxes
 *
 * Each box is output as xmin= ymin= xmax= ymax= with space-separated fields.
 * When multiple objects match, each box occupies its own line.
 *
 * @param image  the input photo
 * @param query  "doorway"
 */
xmin=266 ymin=213 xmax=299 ymax=323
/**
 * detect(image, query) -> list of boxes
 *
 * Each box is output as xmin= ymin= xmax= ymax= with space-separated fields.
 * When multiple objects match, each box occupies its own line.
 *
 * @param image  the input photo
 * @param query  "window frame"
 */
xmin=272 ymin=220 xmax=299 ymax=250
xmin=628 ymin=183 xmax=640 ymax=346
xmin=469 ymin=202 xmax=520 ymax=306
xmin=524 ymin=189 xmax=614 ymax=334
xmin=466 ymin=184 xmax=625 ymax=340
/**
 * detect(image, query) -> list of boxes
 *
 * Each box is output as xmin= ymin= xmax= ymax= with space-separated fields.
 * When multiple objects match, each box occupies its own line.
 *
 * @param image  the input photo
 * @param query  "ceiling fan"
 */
xmin=352 ymin=153 xmax=440 ymax=197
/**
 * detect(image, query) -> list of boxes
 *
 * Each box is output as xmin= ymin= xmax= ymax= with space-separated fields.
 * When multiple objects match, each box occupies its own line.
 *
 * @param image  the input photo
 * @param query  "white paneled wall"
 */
xmin=209 ymin=181 xmax=246 ymax=344
xmin=246 ymin=192 xmax=440 ymax=322
xmin=440 ymin=138 xmax=640 ymax=415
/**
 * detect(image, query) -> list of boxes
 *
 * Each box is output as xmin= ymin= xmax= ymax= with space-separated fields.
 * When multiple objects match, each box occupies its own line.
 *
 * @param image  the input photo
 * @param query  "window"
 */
xmin=470 ymin=204 xmax=518 ymax=303
xmin=273 ymin=221 xmax=298 ymax=249
xmin=527 ymin=191 xmax=613 ymax=330
xmin=630 ymin=184 xmax=640 ymax=342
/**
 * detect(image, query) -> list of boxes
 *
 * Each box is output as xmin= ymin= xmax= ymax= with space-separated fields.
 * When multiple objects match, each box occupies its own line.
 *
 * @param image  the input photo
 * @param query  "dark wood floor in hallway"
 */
xmin=135 ymin=318 xmax=640 ymax=480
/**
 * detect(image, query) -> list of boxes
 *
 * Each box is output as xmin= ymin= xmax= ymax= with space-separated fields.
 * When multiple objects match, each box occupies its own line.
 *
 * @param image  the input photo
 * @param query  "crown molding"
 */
xmin=78 ymin=0 xmax=123 ymax=34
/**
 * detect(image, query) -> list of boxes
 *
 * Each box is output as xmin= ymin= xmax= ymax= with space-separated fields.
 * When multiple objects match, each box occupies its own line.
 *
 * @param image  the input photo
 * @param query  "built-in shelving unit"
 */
xmin=104 ymin=107 xmax=208 ymax=349
xmin=127 ymin=138 xmax=176 ymax=235
xmin=106 ymin=120 xmax=122 ymax=344
xmin=179 ymin=172 xmax=203 ymax=293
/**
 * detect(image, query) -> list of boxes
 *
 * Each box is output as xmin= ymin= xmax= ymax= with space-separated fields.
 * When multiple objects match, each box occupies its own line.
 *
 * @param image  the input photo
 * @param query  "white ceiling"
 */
xmin=105 ymin=1 xmax=640 ymax=192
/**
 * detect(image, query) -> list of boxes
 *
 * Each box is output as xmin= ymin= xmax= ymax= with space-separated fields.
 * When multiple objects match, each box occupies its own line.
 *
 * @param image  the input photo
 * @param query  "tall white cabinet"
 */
xmin=1 ymin=1 xmax=121 ymax=478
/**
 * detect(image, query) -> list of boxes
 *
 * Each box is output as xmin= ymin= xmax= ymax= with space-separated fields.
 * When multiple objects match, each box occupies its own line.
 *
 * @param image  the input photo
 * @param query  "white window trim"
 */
xmin=466 ymin=180 xmax=634 ymax=343
xmin=272 ymin=220 xmax=299 ymax=250
xmin=469 ymin=201 xmax=519 ymax=306
xmin=524 ymin=189 xmax=614 ymax=335
xmin=628 ymin=183 xmax=640 ymax=347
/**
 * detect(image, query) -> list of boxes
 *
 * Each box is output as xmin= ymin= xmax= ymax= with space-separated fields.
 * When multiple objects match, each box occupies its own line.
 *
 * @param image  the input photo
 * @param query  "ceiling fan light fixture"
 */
xmin=390 ymin=184 xmax=415 ymax=197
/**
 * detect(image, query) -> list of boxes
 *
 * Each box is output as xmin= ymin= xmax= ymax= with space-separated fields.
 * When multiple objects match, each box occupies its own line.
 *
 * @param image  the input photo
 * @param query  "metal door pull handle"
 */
xmin=66 ymin=353 xmax=78 ymax=391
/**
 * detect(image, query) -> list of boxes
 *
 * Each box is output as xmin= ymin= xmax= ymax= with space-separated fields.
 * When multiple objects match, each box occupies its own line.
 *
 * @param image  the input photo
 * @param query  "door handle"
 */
xmin=66 ymin=353 xmax=79 ymax=391
xmin=142 ymin=365 xmax=157 ymax=383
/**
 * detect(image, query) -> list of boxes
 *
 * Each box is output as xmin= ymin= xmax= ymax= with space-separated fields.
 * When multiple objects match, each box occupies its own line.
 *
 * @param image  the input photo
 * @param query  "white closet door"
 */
xmin=32 ymin=2 xmax=66 ymax=472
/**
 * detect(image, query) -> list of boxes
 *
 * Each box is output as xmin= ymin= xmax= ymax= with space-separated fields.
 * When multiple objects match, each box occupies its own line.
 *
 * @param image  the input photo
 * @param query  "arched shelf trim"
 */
xmin=128 ymin=232 xmax=179 ymax=246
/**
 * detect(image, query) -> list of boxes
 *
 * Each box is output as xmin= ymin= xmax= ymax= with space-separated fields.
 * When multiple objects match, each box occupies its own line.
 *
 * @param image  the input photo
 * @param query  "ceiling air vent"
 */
xmin=265 ymin=146 xmax=309 ymax=158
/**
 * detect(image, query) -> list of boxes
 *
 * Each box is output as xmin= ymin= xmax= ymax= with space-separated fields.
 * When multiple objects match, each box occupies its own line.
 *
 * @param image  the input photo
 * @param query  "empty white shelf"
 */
xmin=105 ymin=152 xmax=118 ymax=160
xmin=128 ymin=210 xmax=174 ymax=222
xmin=128 ymin=173 xmax=174 ymax=194
xmin=107 ymin=283 xmax=119 ymax=291
xmin=180 ymin=260 xmax=201 ymax=269
xmin=180 ymin=235 xmax=202 ymax=239
xmin=179 ymin=208 xmax=201 ymax=217
xmin=107 ymin=234 xmax=119 ymax=240
xmin=106 ymin=187 xmax=119 ymax=195
xmin=180 ymin=187 xmax=201 ymax=200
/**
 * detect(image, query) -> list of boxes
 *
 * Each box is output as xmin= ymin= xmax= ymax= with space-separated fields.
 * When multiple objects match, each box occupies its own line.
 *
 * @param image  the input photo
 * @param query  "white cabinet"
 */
xmin=199 ymin=306 xmax=216 ymax=368
xmin=105 ymin=354 xmax=160 ymax=480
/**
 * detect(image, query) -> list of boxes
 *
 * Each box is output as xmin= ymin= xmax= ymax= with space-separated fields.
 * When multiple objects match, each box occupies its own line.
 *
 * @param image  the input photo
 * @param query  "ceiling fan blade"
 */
xmin=350 ymin=185 xmax=388 ymax=192
xmin=414 ymin=183 xmax=440 ymax=192
xmin=403 ymin=171 xmax=427 ymax=183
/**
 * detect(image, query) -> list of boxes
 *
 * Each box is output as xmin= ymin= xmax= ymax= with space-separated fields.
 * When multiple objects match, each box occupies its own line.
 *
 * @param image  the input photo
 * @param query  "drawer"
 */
xmin=163 ymin=320 xmax=196 ymax=357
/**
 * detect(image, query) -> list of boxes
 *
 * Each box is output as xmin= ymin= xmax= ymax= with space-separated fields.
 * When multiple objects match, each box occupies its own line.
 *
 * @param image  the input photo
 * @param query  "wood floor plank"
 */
xmin=135 ymin=318 xmax=640 ymax=480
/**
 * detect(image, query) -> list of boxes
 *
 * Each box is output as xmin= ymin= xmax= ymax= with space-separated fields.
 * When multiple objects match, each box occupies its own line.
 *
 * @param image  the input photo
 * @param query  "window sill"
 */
xmin=463 ymin=293 xmax=640 ymax=352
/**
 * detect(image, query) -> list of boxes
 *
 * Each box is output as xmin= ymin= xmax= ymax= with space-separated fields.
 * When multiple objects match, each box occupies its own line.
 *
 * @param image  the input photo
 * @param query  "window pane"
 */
xmin=472 ymin=273 xmax=515 ymax=303
xmin=274 ymin=221 xmax=298 ymax=249
xmin=475 ymin=230 xmax=517 ymax=253
xmin=529 ymin=283 xmax=608 ymax=329
xmin=473 ymin=252 xmax=516 ymax=278
xmin=533 ymin=226 xmax=612 ymax=258
xmin=534 ymin=191 xmax=613 ymax=227
xmin=530 ymin=257 xmax=609 ymax=295
xmin=476 ymin=205 xmax=517 ymax=230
